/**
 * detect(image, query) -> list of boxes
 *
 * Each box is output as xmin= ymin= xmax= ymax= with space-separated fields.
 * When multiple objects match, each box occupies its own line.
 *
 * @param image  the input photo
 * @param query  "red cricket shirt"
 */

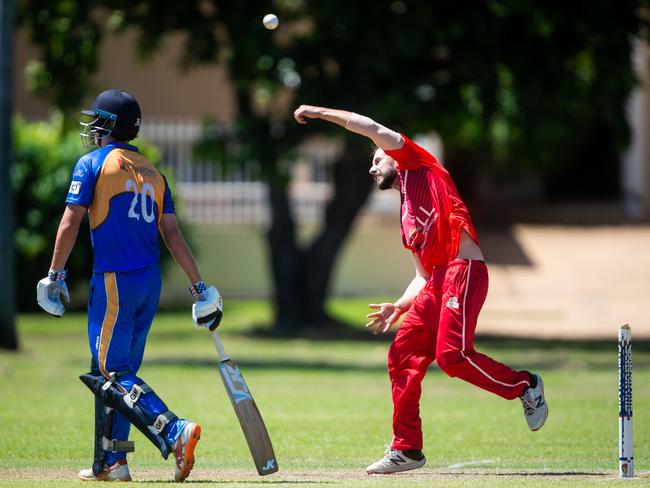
xmin=384 ymin=135 xmax=479 ymax=272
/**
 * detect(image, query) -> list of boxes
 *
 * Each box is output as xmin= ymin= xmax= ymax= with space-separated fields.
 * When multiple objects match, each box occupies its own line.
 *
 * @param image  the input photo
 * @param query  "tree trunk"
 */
xmin=266 ymin=179 xmax=301 ymax=333
xmin=443 ymin=144 xmax=492 ymax=220
xmin=265 ymin=138 xmax=373 ymax=332
xmin=296 ymin=139 xmax=373 ymax=326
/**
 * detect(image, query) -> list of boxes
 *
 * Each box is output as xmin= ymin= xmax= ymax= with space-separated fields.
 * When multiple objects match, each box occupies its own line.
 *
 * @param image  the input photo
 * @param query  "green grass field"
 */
xmin=1 ymin=300 xmax=648 ymax=487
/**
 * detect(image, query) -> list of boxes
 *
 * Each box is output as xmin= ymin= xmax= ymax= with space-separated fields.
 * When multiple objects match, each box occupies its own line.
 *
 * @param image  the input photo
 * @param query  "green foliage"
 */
xmin=17 ymin=1 xmax=644 ymax=180
xmin=12 ymin=115 xmax=173 ymax=311
xmin=12 ymin=114 xmax=90 ymax=311
xmin=18 ymin=0 xmax=101 ymax=116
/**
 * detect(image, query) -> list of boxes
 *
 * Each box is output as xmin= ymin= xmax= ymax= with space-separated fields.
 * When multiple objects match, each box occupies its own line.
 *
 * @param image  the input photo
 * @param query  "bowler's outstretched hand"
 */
xmin=293 ymin=105 xmax=322 ymax=124
xmin=366 ymin=303 xmax=403 ymax=335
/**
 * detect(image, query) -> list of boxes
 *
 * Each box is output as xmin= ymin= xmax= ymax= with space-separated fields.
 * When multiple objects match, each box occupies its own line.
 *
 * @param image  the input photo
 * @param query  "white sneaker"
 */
xmin=78 ymin=460 xmax=131 ymax=481
xmin=366 ymin=449 xmax=426 ymax=474
xmin=520 ymin=374 xmax=548 ymax=431
xmin=172 ymin=422 xmax=201 ymax=482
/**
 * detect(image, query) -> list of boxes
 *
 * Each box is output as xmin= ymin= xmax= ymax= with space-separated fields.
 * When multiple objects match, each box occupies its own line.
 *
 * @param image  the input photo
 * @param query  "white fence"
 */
xmin=141 ymin=119 xmax=400 ymax=225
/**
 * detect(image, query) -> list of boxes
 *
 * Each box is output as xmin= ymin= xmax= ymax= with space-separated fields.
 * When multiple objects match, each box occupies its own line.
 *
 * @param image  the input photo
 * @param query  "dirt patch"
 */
xmin=2 ymin=467 xmax=647 ymax=484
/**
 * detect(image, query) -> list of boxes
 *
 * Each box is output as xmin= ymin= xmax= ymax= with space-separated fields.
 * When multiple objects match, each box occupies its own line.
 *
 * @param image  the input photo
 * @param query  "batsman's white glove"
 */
xmin=36 ymin=269 xmax=70 ymax=317
xmin=191 ymin=281 xmax=223 ymax=330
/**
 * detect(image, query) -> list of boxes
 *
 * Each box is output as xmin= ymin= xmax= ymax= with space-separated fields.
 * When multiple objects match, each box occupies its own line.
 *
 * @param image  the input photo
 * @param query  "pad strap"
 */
xmin=102 ymin=438 xmax=135 ymax=453
xmin=80 ymin=372 xmax=174 ymax=460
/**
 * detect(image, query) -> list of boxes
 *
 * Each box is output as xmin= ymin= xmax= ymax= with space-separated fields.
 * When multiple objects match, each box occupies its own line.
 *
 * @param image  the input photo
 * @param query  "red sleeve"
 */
xmin=384 ymin=135 xmax=443 ymax=171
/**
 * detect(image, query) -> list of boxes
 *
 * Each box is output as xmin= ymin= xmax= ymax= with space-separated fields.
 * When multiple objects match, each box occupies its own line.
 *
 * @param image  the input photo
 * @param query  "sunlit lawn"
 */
xmin=1 ymin=299 xmax=648 ymax=487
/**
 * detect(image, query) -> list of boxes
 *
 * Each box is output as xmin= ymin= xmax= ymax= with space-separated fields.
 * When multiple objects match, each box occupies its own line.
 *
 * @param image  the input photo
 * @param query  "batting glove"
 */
xmin=190 ymin=281 xmax=223 ymax=330
xmin=36 ymin=269 xmax=70 ymax=317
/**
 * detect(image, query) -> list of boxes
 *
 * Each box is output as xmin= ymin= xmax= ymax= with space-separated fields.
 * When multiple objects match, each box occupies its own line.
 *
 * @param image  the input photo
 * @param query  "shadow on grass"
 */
xmin=138 ymin=320 xmax=650 ymax=373
xmin=144 ymin=356 xmax=389 ymax=373
xmin=437 ymin=471 xmax=610 ymax=477
xmin=474 ymin=334 xmax=650 ymax=352
xmin=242 ymin=322 xmax=650 ymax=354
xmin=143 ymin=343 xmax=650 ymax=373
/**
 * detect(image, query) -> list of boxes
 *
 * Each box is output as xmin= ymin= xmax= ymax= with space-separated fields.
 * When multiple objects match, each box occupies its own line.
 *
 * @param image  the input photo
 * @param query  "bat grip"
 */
xmin=210 ymin=330 xmax=231 ymax=362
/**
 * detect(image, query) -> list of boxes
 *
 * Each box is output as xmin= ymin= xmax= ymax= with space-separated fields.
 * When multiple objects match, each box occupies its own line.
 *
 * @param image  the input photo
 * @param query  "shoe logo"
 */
xmin=261 ymin=458 xmax=276 ymax=472
xmin=446 ymin=297 xmax=460 ymax=309
xmin=390 ymin=454 xmax=407 ymax=466
xmin=535 ymin=396 xmax=545 ymax=408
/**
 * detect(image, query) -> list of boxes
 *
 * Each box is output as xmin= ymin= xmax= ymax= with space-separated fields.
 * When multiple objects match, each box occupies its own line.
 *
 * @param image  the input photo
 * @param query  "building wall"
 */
xmin=622 ymin=38 xmax=650 ymax=220
xmin=13 ymin=27 xmax=236 ymax=121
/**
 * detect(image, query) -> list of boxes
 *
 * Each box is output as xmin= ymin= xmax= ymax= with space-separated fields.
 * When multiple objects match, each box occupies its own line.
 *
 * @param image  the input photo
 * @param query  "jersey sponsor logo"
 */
xmin=73 ymin=168 xmax=86 ymax=177
xmin=68 ymin=180 xmax=82 ymax=195
xmin=118 ymin=159 xmax=157 ymax=177
xmin=402 ymin=200 xmax=439 ymax=251
xmin=446 ymin=297 xmax=460 ymax=309
xmin=416 ymin=205 xmax=438 ymax=249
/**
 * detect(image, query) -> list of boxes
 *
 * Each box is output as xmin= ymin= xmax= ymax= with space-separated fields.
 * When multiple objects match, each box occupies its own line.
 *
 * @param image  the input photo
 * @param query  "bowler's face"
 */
xmin=369 ymin=149 xmax=398 ymax=190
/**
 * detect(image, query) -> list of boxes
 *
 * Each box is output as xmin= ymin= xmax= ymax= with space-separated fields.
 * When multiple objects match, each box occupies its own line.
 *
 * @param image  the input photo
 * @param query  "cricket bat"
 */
xmin=209 ymin=330 xmax=278 ymax=475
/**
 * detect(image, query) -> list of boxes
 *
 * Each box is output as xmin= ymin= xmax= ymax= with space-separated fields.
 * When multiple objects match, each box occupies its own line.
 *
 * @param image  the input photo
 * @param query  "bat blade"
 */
xmin=218 ymin=359 xmax=278 ymax=475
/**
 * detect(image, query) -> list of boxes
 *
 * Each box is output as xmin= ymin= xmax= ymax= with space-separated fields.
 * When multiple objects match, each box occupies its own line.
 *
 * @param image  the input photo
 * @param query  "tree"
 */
xmin=1 ymin=0 xmax=17 ymax=350
xmin=18 ymin=0 xmax=646 ymax=332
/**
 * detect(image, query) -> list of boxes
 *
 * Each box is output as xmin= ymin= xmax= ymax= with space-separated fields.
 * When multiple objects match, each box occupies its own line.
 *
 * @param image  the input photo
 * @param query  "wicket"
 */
xmin=618 ymin=324 xmax=633 ymax=478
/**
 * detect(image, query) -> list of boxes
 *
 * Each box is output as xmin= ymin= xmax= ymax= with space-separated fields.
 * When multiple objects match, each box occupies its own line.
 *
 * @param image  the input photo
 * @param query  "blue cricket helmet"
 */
xmin=80 ymin=89 xmax=141 ymax=147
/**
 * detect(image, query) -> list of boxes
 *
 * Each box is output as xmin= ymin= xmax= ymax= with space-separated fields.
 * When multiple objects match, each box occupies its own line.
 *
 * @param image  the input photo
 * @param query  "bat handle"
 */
xmin=210 ymin=330 xmax=231 ymax=362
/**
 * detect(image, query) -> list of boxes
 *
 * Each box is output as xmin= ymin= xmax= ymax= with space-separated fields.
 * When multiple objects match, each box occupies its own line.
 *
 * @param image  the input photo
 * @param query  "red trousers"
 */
xmin=388 ymin=259 xmax=531 ymax=451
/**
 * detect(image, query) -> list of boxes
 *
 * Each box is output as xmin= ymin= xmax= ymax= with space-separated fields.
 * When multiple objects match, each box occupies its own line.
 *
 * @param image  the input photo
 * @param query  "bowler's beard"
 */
xmin=377 ymin=167 xmax=398 ymax=190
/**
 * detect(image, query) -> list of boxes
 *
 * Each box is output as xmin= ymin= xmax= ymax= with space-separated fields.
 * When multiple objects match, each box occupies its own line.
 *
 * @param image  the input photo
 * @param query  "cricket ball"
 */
xmin=263 ymin=13 xmax=279 ymax=30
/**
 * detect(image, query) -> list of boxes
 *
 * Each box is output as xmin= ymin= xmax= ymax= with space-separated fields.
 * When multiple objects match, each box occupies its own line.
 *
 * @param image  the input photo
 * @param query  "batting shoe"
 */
xmin=520 ymin=373 xmax=548 ymax=431
xmin=366 ymin=448 xmax=426 ymax=474
xmin=172 ymin=422 xmax=201 ymax=482
xmin=77 ymin=460 xmax=131 ymax=482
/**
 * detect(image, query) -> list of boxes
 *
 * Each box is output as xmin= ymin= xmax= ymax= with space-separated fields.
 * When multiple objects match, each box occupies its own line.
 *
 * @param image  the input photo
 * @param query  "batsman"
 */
xmin=36 ymin=89 xmax=223 ymax=482
xmin=294 ymin=105 xmax=549 ymax=474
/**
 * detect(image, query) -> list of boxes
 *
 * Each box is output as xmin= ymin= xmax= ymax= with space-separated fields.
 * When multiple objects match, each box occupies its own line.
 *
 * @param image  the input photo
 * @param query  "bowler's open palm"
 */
xmin=366 ymin=303 xmax=402 ymax=335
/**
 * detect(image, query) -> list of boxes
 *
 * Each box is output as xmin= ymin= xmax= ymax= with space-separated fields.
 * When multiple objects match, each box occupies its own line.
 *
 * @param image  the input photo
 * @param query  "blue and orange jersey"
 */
xmin=65 ymin=143 xmax=175 ymax=273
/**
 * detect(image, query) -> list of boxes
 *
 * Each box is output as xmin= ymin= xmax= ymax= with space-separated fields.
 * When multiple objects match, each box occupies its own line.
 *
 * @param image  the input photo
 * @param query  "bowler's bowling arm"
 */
xmin=293 ymin=105 xmax=404 ymax=151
